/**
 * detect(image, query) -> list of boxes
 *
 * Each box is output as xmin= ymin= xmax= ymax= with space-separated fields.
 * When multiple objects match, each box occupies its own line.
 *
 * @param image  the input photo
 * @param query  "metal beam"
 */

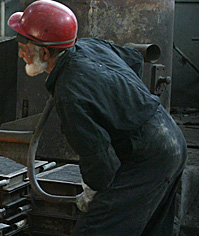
xmin=175 ymin=0 xmax=199 ymax=3
xmin=0 ymin=130 xmax=33 ymax=143
xmin=0 ymin=0 xmax=5 ymax=37
xmin=173 ymin=43 xmax=199 ymax=75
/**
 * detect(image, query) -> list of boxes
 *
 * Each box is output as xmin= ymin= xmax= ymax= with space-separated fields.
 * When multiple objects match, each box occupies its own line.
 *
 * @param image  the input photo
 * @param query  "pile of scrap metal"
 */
xmin=0 ymin=155 xmax=82 ymax=236
xmin=0 ymin=111 xmax=82 ymax=235
xmin=0 ymin=156 xmax=49 ymax=236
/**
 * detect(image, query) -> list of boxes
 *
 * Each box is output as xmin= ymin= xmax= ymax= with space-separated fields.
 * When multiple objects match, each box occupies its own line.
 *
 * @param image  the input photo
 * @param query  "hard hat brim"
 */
xmin=8 ymin=12 xmax=27 ymax=37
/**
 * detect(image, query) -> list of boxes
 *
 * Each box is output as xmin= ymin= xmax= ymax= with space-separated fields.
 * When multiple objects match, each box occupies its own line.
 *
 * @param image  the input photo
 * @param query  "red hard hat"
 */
xmin=8 ymin=0 xmax=78 ymax=48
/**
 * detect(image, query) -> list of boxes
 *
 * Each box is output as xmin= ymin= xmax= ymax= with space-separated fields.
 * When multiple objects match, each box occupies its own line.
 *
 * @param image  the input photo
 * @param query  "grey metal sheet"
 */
xmin=36 ymin=164 xmax=81 ymax=184
xmin=34 ymin=164 xmax=82 ymax=197
xmin=0 ymin=157 xmax=24 ymax=176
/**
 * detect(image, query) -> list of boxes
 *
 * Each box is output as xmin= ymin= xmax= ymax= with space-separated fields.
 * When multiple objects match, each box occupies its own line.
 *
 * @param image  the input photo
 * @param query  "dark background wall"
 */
xmin=0 ymin=38 xmax=18 ymax=124
xmin=171 ymin=0 xmax=199 ymax=108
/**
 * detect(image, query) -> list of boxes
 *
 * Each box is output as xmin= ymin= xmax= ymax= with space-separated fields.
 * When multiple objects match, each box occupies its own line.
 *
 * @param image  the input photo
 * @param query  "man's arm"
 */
xmin=55 ymin=97 xmax=121 ymax=192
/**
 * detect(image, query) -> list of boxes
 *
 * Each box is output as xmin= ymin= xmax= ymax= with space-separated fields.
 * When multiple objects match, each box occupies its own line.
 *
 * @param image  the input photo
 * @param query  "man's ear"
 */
xmin=40 ymin=47 xmax=50 ymax=61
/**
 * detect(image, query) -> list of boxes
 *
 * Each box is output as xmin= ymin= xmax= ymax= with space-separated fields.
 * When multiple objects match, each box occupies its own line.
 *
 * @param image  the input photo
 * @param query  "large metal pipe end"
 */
xmin=125 ymin=43 xmax=161 ymax=63
xmin=144 ymin=44 xmax=161 ymax=63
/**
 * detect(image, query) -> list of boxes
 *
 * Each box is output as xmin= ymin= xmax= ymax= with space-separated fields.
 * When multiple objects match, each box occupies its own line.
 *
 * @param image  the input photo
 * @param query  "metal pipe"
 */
xmin=0 ymin=208 xmax=6 ymax=219
xmin=1 ymin=0 xmax=5 ymax=37
xmin=18 ymin=204 xmax=31 ymax=213
xmin=12 ymin=219 xmax=27 ymax=230
xmin=125 ymin=43 xmax=161 ymax=63
xmin=27 ymin=95 xmax=76 ymax=204
xmin=41 ymin=161 xmax=56 ymax=171
xmin=0 ymin=179 xmax=10 ymax=187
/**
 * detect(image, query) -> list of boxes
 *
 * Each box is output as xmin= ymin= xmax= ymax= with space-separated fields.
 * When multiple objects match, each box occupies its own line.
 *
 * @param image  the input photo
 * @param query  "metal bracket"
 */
xmin=150 ymin=64 xmax=171 ymax=96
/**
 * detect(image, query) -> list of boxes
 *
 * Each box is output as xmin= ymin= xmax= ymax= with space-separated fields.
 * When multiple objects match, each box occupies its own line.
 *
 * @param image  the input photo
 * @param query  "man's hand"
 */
xmin=76 ymin=180 xmax=97 ymax=212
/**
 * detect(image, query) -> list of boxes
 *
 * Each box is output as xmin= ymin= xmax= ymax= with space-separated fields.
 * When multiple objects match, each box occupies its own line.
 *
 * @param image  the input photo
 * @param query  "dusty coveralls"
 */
xmin=45 ymin=38 xmax=187 ymax=236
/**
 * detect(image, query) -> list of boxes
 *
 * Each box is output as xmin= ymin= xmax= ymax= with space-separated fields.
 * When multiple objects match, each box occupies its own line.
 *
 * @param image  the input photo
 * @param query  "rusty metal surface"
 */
xmin=0 ymin=143 xmax=29 ymax=166
xmin=0 ymin=130 xmax=32 ymax=166
xmin=0 ymin=130 xmax=33 ymax=144
xmin=0 ymin=114 xmax=41 ymax=132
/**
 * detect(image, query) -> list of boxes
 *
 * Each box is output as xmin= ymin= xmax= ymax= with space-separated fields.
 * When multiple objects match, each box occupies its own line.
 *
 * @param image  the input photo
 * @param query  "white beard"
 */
xmin=25 ymin=52 xmax=48 ymax=77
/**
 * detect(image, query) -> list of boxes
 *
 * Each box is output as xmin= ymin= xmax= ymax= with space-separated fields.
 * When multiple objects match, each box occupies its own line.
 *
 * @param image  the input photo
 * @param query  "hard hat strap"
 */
xmin=38 ymin=37 xmax=76 ymax=45
xmin=16 ymin=33 xmax=76 ymax=47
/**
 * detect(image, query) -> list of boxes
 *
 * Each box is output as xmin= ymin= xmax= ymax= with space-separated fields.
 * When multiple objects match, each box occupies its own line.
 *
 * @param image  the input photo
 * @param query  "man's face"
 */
xmin=18 ymin=42 xmax=48 ymax=76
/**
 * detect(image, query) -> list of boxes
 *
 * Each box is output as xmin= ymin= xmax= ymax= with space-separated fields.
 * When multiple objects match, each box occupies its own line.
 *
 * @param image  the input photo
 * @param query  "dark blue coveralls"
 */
xmin=46 ymin=38 xmax=187 ymax=236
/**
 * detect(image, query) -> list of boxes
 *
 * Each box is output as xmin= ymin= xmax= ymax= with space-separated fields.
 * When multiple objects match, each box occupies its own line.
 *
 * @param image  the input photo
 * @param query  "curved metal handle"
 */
xmin=27 ymin=95 xmax=77 ymax=204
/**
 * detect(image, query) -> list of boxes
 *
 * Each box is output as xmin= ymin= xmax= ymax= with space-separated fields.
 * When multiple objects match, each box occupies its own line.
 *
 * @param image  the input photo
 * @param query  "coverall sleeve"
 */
xmin=55 ymin=97 xmax=121 ymax=192
xmin=105 ymin=41 xmax=144 ymax=79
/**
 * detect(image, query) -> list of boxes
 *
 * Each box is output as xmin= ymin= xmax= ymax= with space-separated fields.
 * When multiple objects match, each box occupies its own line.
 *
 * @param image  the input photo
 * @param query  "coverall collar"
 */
xmin=45 ymin=46 xmax=76 ymax=94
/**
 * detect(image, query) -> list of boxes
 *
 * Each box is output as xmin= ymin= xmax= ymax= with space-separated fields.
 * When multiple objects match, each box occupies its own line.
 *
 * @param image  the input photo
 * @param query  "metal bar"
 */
xmin=12 ymin=219 xmax=27 ymax=230
xmin=0 ymin=0 xmax=5 ymax=37
xmin=0 ymin=130 xmax=33 ymax=143
xmin=173 ymin=43 xmax=199 ymax=75
xmin=18 ymin=204 xmax=31 ymax=213
xmin=192 ymin=37 xmax=199 ymax=41
xmin=41 ymin=162 xmax=56 ymax=171
xmin=5 ymin=198 xmax=27 ymax=208
xmin=27 ymin=95 xmax=77 ymax=204
xmin=0 ymin=179 xmax=9 ymax=187
xmin=0 ymin=113 xmax=41 ymax=132
xmin=175 ymin=0 xmax=199 ymax=3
